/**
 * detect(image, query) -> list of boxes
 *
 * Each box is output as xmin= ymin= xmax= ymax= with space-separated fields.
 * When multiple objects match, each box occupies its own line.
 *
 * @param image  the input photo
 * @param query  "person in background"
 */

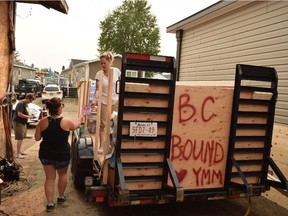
xmin=93 ymin=51 xmax=121 ymax=154
xmin=34 ymin=97 xmax=85 ymax=212
xmin=13 ymin=93 xmax=35 ymax=159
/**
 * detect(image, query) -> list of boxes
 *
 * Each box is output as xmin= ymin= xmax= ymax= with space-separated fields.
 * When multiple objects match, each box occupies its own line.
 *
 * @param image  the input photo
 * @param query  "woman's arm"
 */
xmin=34 ymin=120 xmax=42 ymax=141
xmin=62 ymin=114 xmax=85 ymax=131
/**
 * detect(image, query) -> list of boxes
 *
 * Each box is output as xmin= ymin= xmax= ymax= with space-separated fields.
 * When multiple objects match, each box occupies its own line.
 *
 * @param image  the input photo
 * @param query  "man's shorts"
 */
xmin=39 ymin=158 xmax=70 ymax=169
xmin=13 ymin=121 xmax=27 ymax=140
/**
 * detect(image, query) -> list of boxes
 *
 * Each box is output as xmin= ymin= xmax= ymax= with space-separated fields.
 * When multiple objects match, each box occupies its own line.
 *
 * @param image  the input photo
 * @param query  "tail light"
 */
xmin=42 ymin=91 xmax=47 ymax=94
xmin=56 ymin=91 xmax=62 ymax=94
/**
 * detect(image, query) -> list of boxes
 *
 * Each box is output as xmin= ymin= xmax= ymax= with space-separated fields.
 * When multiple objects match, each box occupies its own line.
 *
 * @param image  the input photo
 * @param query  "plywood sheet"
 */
xmin=169 ymin=84 xmax=234 ymax=189
xmin=121 ymin=141 xmax=165 ymax=149
xmin=126 ymin=181 xmax=162 ymax=190
xmin=124 ymin=168 xmax=163 ymax=176
xmin=123 ymin=113 xmax=167 ymax=121
xmin=125 ymin=83 xmax=170 ymax=94
xmin=121 ymin=154 xmax=164 ymax=163
xmin=124 ymin=98 xmax=168 ymax=108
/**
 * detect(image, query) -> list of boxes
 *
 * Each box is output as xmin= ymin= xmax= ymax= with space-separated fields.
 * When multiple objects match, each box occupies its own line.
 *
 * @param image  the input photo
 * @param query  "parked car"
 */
xmin=41 ymin=84 xmax=63 ymax=103
xmin=12 ymin=100 xmax=43 ymax=124
xmin=28 ymin=79 xmax=45 ymax=96
xmin=14 ymin=79 xmax=43 ymax=98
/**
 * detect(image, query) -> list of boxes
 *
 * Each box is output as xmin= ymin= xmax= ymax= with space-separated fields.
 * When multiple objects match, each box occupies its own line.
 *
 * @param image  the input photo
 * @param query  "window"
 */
xmin=126 ymin=70 xmax=137 ymax=77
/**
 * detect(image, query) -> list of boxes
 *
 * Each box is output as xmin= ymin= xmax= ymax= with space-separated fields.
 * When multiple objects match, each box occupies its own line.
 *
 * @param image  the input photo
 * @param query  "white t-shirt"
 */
xmin=95 ymin=67 xmax=121 ymax=105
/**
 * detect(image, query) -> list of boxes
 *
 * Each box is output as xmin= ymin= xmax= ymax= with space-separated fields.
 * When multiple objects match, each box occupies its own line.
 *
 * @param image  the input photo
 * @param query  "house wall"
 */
xmin=0 ymin=1 xmax=13 ymax=159
xmin=60 ymin=69 xmax=70 ymax=84
xmin=73 ymin=64 xmax=87 ymax=85
xmin=61 ymin=56 xmax=122 ymax=87
xmin=0 ymin=1 xmax=11 ymax=100
xmin=179 ymin=1 xmax=288 ymax=125
xmin=12 ymin=65 xmax=37 ymax=85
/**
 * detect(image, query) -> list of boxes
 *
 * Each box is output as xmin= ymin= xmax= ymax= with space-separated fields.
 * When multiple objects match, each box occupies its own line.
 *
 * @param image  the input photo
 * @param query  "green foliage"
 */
xmin=98 ymin=0 xmax=160 ymax=55
xmin=14 ymin=51 xmax=21 ymax=62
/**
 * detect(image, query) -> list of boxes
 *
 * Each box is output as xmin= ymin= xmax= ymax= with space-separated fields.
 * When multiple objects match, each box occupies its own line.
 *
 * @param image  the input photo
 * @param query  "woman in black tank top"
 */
xmin=34 ymin=97 xmax=85 ymax=212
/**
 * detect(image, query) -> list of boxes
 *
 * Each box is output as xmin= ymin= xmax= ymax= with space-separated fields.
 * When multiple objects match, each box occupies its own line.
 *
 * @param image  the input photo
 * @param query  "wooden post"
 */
xmin=94 ymin=72 xmax=103 ymax=160
xmin=77 ymin=81 xmax=84 ymax=117
xmin=77 ymin=80 xmax=89 ymax=123
xmin=104 ymin=68 xmax=113 ymax=155
xmin=83 ymin=80 xmax=90 ymax=126
xmin=102 ymin=68 xmax=113 ymax=184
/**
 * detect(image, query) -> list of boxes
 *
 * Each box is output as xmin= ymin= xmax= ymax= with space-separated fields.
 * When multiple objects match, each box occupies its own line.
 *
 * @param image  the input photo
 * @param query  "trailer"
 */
xmin=71 ymin=52 xmax=287 ymax=207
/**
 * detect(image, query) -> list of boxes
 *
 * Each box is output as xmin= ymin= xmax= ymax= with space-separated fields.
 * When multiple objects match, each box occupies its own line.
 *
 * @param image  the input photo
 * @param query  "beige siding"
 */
xmin=179 ymin=1 xmax=288 ymax=125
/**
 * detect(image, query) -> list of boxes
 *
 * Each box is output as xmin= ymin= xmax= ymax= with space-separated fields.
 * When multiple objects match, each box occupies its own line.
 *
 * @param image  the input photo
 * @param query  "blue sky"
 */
xmin=15 ymin=0 xmax=219 ymax=72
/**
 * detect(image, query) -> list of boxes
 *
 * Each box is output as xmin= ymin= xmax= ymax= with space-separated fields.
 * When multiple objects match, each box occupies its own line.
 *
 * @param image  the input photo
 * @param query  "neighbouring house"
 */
xmin=12 ymin=61 xmax=37 ymax=85
xmin=12 ymin=61 xmax=48 ymax=87
xmin=88 ymin=54 xmax=122 ymax=80
xmin=61 ymin=55 xmax=122 ymax=87
xmin=61 ymin=55 xmax=148 ymax=98
xmin=61 ymin=59 xmax=88 ymax=87
xmin=167 ymin=0 xmax=288 ymax=126
xmin=0 ymin=1 xmax=68 ymax=159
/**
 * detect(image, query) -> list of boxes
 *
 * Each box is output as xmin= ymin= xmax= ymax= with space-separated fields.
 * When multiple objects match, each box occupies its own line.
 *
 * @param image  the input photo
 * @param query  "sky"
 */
xmin=15 ymin=0 xmax=219 ymax=72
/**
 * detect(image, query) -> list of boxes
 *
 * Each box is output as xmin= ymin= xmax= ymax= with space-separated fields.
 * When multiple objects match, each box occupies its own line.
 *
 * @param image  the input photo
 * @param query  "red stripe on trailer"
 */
xmin=127 ymin=53 xmax=150 ymax=60
xmin=127 ymin=53 xmax=172 ymax=62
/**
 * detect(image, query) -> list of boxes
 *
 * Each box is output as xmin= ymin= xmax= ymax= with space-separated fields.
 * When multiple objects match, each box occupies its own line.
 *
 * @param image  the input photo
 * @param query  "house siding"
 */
xmin=179 ymin=1 xmax=288 ymax=125
xmin=61 ymin=56 xmax=122 ymax=87
xmin=12 ymin=64 xmax=37 ymax=85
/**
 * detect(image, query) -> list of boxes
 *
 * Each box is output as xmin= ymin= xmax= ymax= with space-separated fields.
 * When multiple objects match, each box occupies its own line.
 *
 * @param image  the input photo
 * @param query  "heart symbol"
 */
xmin=175 ymin=169 xmax=187 ymax=183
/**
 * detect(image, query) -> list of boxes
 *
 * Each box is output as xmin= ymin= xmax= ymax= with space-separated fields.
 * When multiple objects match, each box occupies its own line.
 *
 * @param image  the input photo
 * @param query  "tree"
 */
xmin=14 ymin=51 xmax=21 ymax=63
xmin=98 ymin=0 xmax=160 ymax=56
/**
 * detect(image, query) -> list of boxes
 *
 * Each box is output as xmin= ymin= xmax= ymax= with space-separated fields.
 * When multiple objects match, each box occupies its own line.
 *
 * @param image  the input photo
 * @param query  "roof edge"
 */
xmin=167 ymin=0 xmax=253 ymax=33
xmin=15 ymin=0 xmax=69 ymax=14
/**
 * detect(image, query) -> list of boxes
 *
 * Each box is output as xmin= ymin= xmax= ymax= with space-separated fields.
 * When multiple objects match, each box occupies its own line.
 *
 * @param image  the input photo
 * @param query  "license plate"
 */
xmin=129 ymin=122 xmax=157 ymax=137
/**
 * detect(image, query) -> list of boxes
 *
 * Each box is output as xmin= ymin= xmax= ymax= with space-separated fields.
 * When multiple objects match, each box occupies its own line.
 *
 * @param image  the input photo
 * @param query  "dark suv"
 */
xmin=14 ymin=79 xmax=43 ymax=98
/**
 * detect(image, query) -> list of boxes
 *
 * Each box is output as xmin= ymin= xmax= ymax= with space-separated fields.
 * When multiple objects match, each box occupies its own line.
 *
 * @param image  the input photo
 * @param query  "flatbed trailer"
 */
xmin=71 ymin=52 xmax=287 ymax=207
